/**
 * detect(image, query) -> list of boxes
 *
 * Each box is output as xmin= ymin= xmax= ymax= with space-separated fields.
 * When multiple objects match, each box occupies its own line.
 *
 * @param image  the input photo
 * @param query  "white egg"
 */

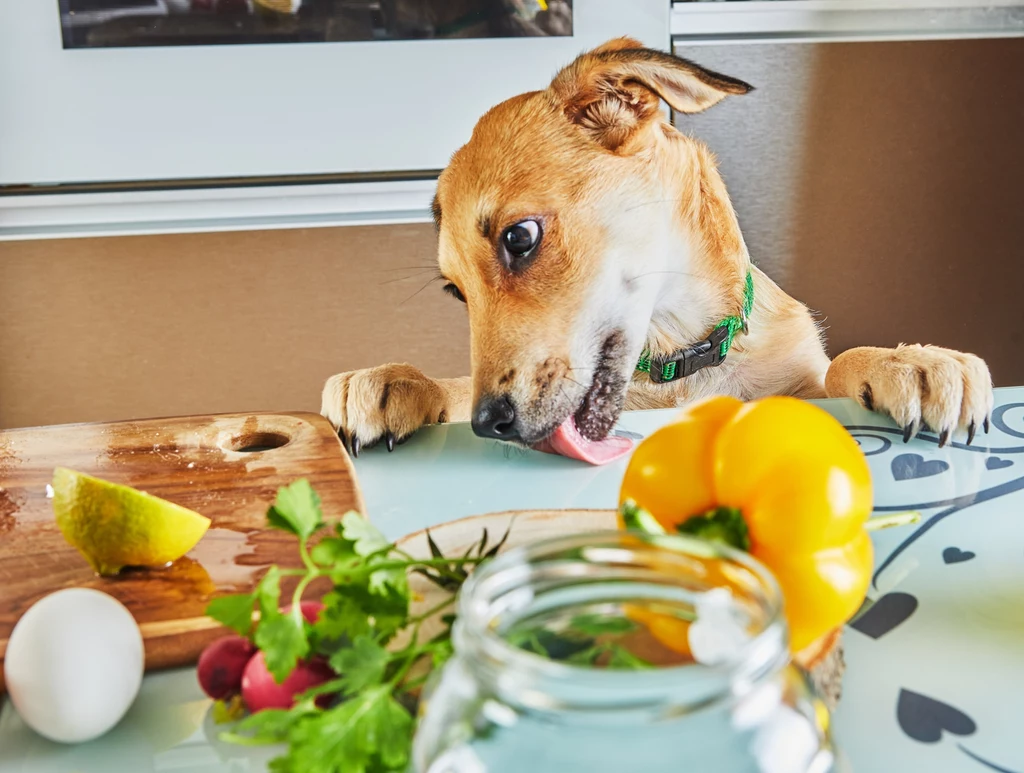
xmin=4 ymin=588 xmax=144 ymax=743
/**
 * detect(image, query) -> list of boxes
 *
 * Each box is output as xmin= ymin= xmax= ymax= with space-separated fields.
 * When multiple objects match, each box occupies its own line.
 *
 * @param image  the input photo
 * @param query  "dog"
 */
xmin=321 ymin=37 xmax=993 ymax=465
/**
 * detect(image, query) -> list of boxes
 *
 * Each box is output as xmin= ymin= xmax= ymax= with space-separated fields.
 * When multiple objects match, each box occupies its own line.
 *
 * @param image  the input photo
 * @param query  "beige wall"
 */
xmin=0 ymin=225 xmax=469 ymax=429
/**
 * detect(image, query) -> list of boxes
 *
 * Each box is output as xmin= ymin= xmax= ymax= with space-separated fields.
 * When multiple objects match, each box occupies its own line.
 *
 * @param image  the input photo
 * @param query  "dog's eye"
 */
xmin=442 ymin=282 xmax=466 ymax=303
xmin=502 ymin=220 xmax=541 ymax=259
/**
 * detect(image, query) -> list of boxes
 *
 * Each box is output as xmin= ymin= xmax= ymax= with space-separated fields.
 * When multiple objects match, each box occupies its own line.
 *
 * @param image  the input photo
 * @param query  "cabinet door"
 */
xmin=0 ymin=1 xmax=668 ymax=186
xmin=675 ymin=35 xmax=1024 ymax=385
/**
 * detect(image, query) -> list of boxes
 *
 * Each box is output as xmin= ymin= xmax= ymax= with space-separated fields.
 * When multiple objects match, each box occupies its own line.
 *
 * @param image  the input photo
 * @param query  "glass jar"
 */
xmin=412 ymin=531 xmax=841 ymax=773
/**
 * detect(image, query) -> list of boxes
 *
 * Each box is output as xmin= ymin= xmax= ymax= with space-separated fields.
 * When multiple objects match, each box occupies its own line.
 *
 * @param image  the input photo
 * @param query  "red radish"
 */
xmin=197 ymin=636 xmax=256 ymax=700
xmin=241 ymin=651 xmax=335 ymax=712
xmin=284 ymin=601 xmax=325 ymax=624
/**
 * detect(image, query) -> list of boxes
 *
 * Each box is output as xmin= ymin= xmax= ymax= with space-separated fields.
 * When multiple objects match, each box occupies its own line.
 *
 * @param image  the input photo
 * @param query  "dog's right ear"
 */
xmin=550 ymin=37 xmax=752 ymax=151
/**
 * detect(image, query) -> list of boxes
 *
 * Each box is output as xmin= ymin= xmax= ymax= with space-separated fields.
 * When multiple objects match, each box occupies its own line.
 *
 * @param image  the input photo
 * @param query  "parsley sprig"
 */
xmin=206 ymin=480 xmax=650 ymax=773
xmin=205 ymin=480 xmax=504 ymax=773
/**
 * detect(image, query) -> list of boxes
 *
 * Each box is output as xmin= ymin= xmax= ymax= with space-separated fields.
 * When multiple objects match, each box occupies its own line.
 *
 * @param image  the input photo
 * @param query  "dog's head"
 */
xmin=433 ymin=38 xmax=752 ymax=461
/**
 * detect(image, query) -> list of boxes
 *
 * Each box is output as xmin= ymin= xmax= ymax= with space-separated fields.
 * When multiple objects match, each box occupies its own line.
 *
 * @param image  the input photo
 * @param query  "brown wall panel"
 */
xmin=0 ymin=224 xmax=469 ymax=429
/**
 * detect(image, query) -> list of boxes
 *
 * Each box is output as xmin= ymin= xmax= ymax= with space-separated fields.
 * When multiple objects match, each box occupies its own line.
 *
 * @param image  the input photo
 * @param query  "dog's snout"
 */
xmin=471 ymin=395 xmax=519 ymax=441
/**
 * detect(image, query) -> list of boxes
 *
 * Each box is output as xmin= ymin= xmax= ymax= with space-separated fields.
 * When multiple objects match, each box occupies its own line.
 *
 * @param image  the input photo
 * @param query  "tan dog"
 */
xmin=322 ymin=38 xmax=993 ymax=465
xmin=322 ymin=38 xmax=993 ymax=696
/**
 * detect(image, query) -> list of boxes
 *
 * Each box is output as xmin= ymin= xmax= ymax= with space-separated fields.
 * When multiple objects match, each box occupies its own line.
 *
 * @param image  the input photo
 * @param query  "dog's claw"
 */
xmin=967 ymin=421 xmax=977 ymax=446
xmin=938 ymin=429 xmax=950 ymax=448
xmin=338 ymin=430 xmax=350 ymax=452
xmin=351 ymin=434 xmax=361 ymax=458
xmin=984 ymin=416 xmax=991 ymax=434
xmin=902 ymin=422 xmax=916 ymax=443
xmin=385 ymin=432 xmax=396 ymax=452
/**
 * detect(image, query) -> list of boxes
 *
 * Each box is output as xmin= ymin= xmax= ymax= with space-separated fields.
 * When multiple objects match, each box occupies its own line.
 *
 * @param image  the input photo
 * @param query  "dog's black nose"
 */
xmin=471 ymin=395 xmax=519 ymax=441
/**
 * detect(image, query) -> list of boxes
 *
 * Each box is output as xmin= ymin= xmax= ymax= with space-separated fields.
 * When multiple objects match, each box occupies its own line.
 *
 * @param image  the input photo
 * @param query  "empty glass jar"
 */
xmin=412 ymin=531 xmax=841 ymax=773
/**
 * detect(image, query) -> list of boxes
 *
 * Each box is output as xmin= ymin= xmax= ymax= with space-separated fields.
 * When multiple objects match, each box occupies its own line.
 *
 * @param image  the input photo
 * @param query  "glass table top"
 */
xmin=2 ymin=388 xmax=1023 ymax=773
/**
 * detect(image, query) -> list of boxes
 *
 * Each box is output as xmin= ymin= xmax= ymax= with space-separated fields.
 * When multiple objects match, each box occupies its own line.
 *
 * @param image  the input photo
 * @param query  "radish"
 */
xmin=197 ymin=636 xmax=256 ymax=700
xmin=241 ymin=651 xmax=335 ymax=712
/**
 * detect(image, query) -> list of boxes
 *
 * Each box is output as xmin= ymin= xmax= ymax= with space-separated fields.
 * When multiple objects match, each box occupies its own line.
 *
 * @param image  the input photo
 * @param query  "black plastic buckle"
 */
xmin=649 ymin=326 xmax=730 ymax=383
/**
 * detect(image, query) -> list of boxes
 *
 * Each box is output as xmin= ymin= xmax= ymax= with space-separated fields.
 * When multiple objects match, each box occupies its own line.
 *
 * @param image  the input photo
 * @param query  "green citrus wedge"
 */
xmin=52 ymin=467 xmax=212 ymax=576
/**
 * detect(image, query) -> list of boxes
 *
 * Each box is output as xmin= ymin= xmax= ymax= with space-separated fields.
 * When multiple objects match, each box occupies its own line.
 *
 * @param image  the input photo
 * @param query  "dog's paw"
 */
xmin=826 ymin=345 xmax=993 ymax=446
xmin=320 ymin=364 xmax=449 ymax=457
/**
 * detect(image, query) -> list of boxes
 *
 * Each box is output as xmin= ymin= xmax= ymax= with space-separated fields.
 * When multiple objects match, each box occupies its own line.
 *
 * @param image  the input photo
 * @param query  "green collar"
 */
xmin=636 ymin=270 xmax=754 ymax=384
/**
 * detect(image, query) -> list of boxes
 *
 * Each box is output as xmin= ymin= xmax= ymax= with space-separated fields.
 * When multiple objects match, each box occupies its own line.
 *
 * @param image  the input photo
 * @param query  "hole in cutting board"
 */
xmin=227 ymin=432 xmax=291 ymax=453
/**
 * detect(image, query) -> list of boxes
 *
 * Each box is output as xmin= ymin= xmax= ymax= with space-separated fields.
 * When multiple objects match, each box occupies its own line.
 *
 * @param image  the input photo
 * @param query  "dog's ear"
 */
xmin=550 ymin=37 xmax=753 ymax=150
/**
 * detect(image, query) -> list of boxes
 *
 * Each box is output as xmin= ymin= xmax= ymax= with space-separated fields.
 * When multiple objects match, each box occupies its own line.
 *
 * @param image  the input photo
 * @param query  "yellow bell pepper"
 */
xmin=619 ymin=395 xmax=875 ymax=653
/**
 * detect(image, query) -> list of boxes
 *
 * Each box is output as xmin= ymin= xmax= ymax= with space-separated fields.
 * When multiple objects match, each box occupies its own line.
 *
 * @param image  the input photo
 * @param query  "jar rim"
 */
xmin=454 ymin=529 xmax=788 ymax=713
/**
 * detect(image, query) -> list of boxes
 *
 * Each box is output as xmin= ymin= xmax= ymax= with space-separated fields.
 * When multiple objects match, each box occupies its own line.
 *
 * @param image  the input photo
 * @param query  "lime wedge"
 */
xmin=52 ymin=467 xmax=211 ymax=576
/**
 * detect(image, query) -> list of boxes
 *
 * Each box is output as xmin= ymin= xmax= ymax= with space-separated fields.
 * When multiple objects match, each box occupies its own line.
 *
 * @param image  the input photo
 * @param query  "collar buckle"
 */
xmin=649 ymin=325 xmax=730 ymax=384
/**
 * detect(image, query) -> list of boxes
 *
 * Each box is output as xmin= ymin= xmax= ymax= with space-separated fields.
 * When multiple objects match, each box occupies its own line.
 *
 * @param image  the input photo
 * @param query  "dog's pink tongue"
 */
xmin=533 ymin=417 xmax=634 ymax=465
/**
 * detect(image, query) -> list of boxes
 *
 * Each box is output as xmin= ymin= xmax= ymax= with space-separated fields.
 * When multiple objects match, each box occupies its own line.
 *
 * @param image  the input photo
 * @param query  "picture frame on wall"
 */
xmin=58 ymin=0 xmax=573 ymax=49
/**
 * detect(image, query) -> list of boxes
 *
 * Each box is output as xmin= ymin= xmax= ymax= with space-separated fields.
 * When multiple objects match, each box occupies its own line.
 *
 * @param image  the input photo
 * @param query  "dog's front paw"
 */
xmin=825 ymin=344 xmax=993 ymax=446
xmin=321 ymin=364 xmax=449 ymax=457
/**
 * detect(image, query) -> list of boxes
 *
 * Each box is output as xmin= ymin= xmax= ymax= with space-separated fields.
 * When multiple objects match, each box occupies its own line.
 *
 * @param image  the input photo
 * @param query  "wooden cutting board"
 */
xmin=0 ymin=412 xmax=361 ymax=690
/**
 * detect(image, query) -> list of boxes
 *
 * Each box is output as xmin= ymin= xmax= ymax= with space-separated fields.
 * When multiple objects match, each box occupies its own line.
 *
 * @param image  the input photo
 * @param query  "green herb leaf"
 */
xmin=483 ymin=524 xmax=512 ymax=559
xmin=375 ymin=695 xmax=416 ymax=769
xmin=412 ymin=567 xmax=461 ymax=592
xmin=565 ymin=642 xmax=651 ymax=671
xmin=328 ymin=635 xmax=390 ymax=695
xmin=619 ymin=500 xmax=667 ymax=534
xmin=568 ymin=614 xmax=637 ymax=637
xmin=430 ymin=637 xmax=454 ymax=668
xmin=310 ymin=536 xmax=358 ymax=568
xmin=360 ymin=585 xmax=410 ymax=641
xmin=463 ymin=528 xmax=488 ymax=559
xmin=255 ymin=565 xmax=283 ymax=621
xmin=222 ymin=705 xmax=314 ymax=746
xmin=509 ymin=628 xmax=593 ymax=661
xmin=341 ymin=512 xmax=390 ymax=557
xmin=566 ymin=645 xmax=605 ymax=666
xmin=314 ymin=589 xmax=372 ymax=644
xmin=315 ymin=583 xmax=409 ymax=647
xmin=211 ymin=695 xmax=247 ymax=724
xmin=206 ymin=593 xmax=255 ymax=637
xmin=368 ymin=561 xmax=408 ymax=598
xmin=267 ymin=479 xmax=324 ymax=540
xmin=282 ymin=686 xmax=412 ymax=773
xmin=677 ymin=506 xmax=750 ymax=551
xmin=267 ymin=758 xmax=294 ymax=773
xmin=607 ymin=645 xmax=653 ymax=671
xmin=425 ymin=530 xmax=444 ymax=560
xmin=255 ymin=613 xmax=311 ymax=684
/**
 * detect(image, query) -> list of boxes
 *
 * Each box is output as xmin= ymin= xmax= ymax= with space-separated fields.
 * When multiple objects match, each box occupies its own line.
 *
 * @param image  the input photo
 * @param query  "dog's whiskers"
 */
xmin=622 ymin=197 xmax=690 ymax=213
xmin=557 ymin=382 xmax=577 ymax=416
xmin=399 ymin=275 xmax=445 ymax=305
xmin=379 ymin=269 xmax=442 ymax=286
xmin=626 ymin=270 xmax=712 ymax=285
xmin=553 ymin=359 xmax=592 ymax=387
